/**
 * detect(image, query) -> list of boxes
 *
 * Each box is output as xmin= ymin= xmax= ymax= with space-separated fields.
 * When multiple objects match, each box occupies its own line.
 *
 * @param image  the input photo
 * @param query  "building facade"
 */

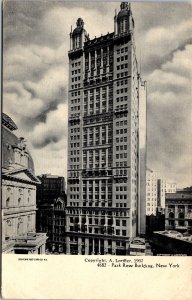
xmin=146 ymin=169 xmax=158 ymax=215
xmin=66 ymin=2 xmax=146 ymax=255
xmin=2 ymin=113 xmax=47 ymax=254
xmin=146 ymin=169 xmax=177 ymax=216
xmin=157 ymin=178 xmax=177 ymax=208
xmin=165 ymin=191 xmax=192 ymax=231
xmin=36 ymin=174 xmax=65 ymax=204
xmin=36 ymin=174 xmax=66 ymax=253
xmin=36 ymin=197 xmax=66 ymax=253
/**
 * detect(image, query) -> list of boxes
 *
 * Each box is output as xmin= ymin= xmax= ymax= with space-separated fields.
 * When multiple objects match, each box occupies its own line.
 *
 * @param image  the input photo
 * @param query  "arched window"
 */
xmin=6 ymin=197 xmax=10 ymax=208
xmin=28 ymin=189 xmax=31 ymax=204
xmin=179 ymin=212 xmax=184 ymax=219
xmin=18 ymin=188 xmax=23 ymax=206
xmin=27 ymin=216 xmax=31 ymax=232
xmin=19 ymin=188 xmax=23 ymax=195
xmin=5 ymin=220 xmax=12 ymax=240
xmin=168 ymin=212 xmax=175 ymax=227
xmin=169 ymin=212 xmax=174 ymax=219
xmin=17 ymin=218 xmax=23 ymax=235
xmin=178 ymin=212 xmax=185 ymax=226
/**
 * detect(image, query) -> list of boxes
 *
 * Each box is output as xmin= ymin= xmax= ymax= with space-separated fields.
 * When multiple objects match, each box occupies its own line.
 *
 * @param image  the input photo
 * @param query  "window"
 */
xmin=122 ymin=220 xmax=126 ymax=226
xmin=122 ymin=230 xmax=126 ymax=236
xmin=6 ymin=197 xmax=10 ymax=208
xmin=116 ymin=220 xmax=120 ymax=226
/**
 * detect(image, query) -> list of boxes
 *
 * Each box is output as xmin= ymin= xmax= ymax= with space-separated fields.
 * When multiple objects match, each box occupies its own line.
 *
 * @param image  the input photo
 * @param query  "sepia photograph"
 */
xmin=2 ymin=0 xmax=192 ymax=260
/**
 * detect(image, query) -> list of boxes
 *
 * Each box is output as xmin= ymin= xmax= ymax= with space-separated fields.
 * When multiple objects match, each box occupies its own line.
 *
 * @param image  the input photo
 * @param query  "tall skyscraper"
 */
xmin=66 ymin=2 xmax=146 ymax=255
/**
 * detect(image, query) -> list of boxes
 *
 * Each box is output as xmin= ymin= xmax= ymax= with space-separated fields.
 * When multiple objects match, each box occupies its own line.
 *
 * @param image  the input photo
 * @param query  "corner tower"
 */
xmin=70 ymin=18 xmax=89 ymax=51
xmin=114 ymin=2 xmax=134 ymax=35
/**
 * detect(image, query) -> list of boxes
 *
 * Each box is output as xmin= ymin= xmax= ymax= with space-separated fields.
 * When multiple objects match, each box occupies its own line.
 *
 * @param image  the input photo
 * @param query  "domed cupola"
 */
xmin=70 ymin=18 xmax=89 ymax=51
xmin=114 ymin=2 xmax=134 ymax=35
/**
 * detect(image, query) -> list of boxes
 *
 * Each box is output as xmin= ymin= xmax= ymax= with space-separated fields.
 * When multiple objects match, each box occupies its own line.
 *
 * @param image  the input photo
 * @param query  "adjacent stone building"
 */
xmin=2 ymin=113 xmax=47 ymax=254
xmin=36 ymin=174 xmax=66 ymax=253
xmin=36 ymin=174 xmax=65 ymax=204
xmin=66 ymin=2 xmax=147 ymax=255
xmin=165 ymin=190 xmax=192 ymax=231
xmin=36 ymin=196 xmax=66 ymax=253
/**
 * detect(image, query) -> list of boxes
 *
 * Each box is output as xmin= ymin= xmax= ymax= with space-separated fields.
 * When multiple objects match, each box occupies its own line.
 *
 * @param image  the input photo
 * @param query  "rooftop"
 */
xmin=154 ymin=230 xmax=192 ymax=243
xmin=2 ymin=113 xmax=18 ymax=131
xmin=166 ymin=192 xmax=192 ymax=200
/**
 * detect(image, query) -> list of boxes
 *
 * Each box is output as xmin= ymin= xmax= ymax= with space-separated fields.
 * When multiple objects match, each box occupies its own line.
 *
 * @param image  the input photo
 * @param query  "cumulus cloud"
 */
xmin=138 ymin=18 xmax=192 ymax=75
xmin=147 ymin=44 xmax=192 ymax=187
xmin=31 ymin=104 xmax=68 ymax=149
xmin=3 ymin=1 xmax=192 ymax=186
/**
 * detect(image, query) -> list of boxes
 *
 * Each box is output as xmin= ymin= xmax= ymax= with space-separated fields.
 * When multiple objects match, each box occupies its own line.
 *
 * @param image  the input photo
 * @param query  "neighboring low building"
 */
xmin=36 ymin=195 xmax=66 ymax=254
xmin=146 ymin=209 xmax=165 ymax=239
xmin=151 ymin=230 xmax=192 ymax=256
xmin=146 ymin=169 xmax=177 ymax=215
xmin=37 ymin=174 xmax=65 ymax=204
xmin=129 ymin=237 xmax=153 ymax=256
xmin=146 ymin=169 xmax=158 ymax=215
xmin=165 ymin=190 xmax=192 ymax=231
xmin=2 ymin=113 xmax=47 ymax=254
xmin=157 ymin=179 xmax=177 ymax=208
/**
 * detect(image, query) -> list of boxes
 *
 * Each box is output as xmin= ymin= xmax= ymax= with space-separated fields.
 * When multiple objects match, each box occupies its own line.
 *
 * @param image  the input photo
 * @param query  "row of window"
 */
xmin=70 ymin=165 xmax=79 ymax=170
xmin=115 ymin=169 xmax=128 ymax=176
xmin=116 ymin=120 xmax=127 ymax=127
xmin=69 ymin=217 xmax=127 ymax=227
xmin=70 ymin=149 xmax=80 ymax=157
xmin=116 ymin=128 xmax=127 ymax=134
xmin=70 ymin=143 xmax=80 ymax=148
xmin=116 ymin=47 xmax=128 ymax=54
xmin=71 ymin=106 xmax=80 ymax=111
xmin=117 ymin=71 xmax=128 ymax=78
xmin=67 ymin=209 xmax=128 ymax=217
xmin=70 ymin=135 xmax=80 ymax=141
xmin=116 ymin=154 xmax=128 ymax=161
xmin=5 ymin=197 xmax=32 ymax=208
xmin=117 ymin=87 xmax=128 ymax=94
xmin=115 ymin=112 xmax=128 ymax=119
xmin=71 ymin=91 xmax=81 ymax=97
xmin=71 ymin=83 xmax=81 ymax=90
xmin=71 ymin=98 xmax=80 ymax=105
xmin=71 ymin=69 xmax=81 ymax=75
xmin=116 ymin=96 xmax=128 ymax=103
xmin=117 ymin=55 xmax=128 ymax=62
xmin=71 ymin=76 xmax=81 ymax=82
xmin=69 ymin=236 xmax=127 ymax=248
xmin=115 ymin=194 xmax=127 ymax=200
xmin=117 ymin=79 xmax=128 ymax=86
xmin=71 ymin=61 xmax=81 ymax=68
xmin=116 ymin=203 xmax=127 ymax=208
xmin=116 ymin=137 xmax=127 ymax=142
xmin=117 ymin=63 xmax=128 ymax=71
xmin=116 ymin=162 xmax=128 ymax=167
xmin=70 ymin=157 xmax=79 ymax=163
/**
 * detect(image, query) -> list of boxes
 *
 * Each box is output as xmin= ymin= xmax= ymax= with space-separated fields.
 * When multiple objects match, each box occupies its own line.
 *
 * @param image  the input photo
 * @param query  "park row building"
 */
xmin=66 ymin=2 xmax=147 ymax=255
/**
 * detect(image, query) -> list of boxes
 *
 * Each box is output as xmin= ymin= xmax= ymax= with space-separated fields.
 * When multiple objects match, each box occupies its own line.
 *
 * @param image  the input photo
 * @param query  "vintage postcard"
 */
xmin=1 ymin=0 xmax=192 ymax=299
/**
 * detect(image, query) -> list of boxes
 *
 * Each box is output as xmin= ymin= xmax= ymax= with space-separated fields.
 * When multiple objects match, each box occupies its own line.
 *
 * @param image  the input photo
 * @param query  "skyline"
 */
xmin=3 ymin=1 xmax=192 ymax=187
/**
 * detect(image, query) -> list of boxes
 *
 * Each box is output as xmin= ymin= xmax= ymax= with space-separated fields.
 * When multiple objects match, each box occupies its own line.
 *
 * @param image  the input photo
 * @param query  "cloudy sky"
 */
xmin=3 ymin=0 xmax=192 ymax=187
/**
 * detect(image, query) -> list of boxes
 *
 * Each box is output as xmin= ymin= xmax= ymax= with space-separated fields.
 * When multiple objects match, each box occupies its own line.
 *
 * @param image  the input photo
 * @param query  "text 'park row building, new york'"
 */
xmin=66 ymin=2 xmax=147 ymax=255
